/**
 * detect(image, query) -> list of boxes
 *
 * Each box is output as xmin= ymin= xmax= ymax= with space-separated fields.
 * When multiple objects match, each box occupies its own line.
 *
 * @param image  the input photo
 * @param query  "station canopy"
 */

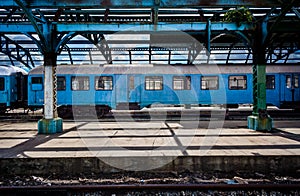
xmin=0 ymin=0 xmax=299 ymax=68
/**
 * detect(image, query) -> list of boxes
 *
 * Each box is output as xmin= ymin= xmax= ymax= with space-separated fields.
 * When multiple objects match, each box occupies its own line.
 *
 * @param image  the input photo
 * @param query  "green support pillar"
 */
xmin=247 ymin=64 xmax=273 ymax=131
xmin=247 ymin=21 xmax=272 ymax=131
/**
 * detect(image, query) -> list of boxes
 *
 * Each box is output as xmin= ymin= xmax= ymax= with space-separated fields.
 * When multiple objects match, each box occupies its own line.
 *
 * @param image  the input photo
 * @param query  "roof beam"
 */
xmin=1 ymin=0 xmax=289 ymax=8
xmin=0 ymin=22 xmax=254 ymax=33
xmin=1 ymin=21 xmax=299 ymax=35
xmin=0 ymin=24 xmax=36 ymax=33
xmin=56 ymin=22 xmax=254 ymax=33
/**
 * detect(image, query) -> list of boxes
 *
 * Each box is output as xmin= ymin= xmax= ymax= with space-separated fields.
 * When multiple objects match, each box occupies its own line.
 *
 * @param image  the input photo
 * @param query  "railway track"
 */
xmin=1 ymin=183 xmax=300 ymax=195
xmin=0 ymin=112 xmax=41 ymax=121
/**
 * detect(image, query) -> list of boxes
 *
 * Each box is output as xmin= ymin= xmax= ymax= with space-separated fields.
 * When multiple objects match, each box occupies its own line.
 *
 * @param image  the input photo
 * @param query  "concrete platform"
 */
xmin=0 ymin=120 xmax=300 ymax=175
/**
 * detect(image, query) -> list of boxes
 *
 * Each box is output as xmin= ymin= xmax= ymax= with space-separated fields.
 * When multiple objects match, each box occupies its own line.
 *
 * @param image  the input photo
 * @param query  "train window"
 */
xmin=201 ymin=76 xmax=219 ymax=90
xmin=266 ymin=75 xmax=275 ymax=89
xmin=71 ymin=76 xmax=89 ymax=91
xmin=0 ymin=77 xmax=4 ymax=91
xmin=229 ymin=75 xmax=247 ymax=90
xmin=145 ymin=76 xmax=163 ymax=90
xmin=286 ymin=76 xmax=291 ymax=88
xmin=286 ymin=75 xmax=299 ymax=88
xmin=173 ymin=76 xmax=191 ymax=90
xmin=57 ymin=76 xmax=66 ymax=91
xmin=32 ymin=77 xmax=42 ymax=84
xmin=294 ymin=75 xmax=299 ymax=88
xmin=95 ymin=76 xmax=113 ymax=90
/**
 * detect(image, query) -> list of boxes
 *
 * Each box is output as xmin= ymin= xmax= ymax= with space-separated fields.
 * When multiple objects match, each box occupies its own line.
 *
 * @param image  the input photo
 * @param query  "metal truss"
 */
xmin=266 ymin=33 xmax=300 ymax=64
xmin=0 ymin=34 xmax=34 ymax=68
xmin=83 ymin=34 xmax=112 ymax=64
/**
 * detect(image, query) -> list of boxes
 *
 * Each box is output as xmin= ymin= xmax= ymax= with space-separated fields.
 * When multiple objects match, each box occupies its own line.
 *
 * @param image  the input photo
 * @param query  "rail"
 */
xmin=1 ymin=183 xmax=300 ymax=195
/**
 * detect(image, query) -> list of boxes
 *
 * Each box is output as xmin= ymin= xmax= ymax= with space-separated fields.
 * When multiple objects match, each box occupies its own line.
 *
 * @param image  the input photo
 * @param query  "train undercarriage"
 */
xmin=57 ymin=105 xmax=111 ymax=118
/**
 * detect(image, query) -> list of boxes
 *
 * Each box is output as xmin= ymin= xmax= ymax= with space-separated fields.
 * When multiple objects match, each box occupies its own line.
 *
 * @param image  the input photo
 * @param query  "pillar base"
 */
xmin=38 ymin=118 xmax=63 ymax=134
xmin=247 ymin=115 xmax=273 ymax=131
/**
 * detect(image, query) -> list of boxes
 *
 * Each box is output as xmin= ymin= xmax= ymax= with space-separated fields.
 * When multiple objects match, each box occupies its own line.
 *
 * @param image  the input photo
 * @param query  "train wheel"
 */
xmin=96 ymin=109 xmax=105 ymax=118
xmin=0 ymin=109 xmax=6 ymax=114
xmin=58 ymin=106 xmax=73 ymax=119
xmin=95 ymin=106 xmax=110 ymax=118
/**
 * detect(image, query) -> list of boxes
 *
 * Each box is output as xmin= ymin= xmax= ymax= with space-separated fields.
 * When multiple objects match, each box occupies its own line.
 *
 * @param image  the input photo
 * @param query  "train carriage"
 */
xmin=266 ymin=66 xmax=300 ymax=108
xmin=0 ymin=65 xmax=28 ymax=113
xmin=27 ymin=64 xmax=300 ymax=117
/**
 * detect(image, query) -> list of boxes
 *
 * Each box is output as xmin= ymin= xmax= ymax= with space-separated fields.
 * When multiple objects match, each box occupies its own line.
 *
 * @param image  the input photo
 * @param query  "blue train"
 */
xmin=0 ymin=65 xmax=28 ymax=114
xmin=27 ymin=64 xmax=300 ymax=117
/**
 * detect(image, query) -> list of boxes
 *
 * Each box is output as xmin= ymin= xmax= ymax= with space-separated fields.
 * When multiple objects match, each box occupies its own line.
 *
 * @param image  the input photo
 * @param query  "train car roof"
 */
xmin=28 ymin=64 xmax=300 ymax=75
xmin=0 ymin=65 xmax=28 ymax=76
xmin=29 ymin=64 xmax=252 ymax=75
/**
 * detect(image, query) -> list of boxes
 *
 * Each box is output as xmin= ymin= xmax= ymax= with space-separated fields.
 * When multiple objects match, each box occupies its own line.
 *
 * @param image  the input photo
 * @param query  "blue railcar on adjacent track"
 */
xmin=0 ymin=65 xmax=28 ymax=113
xmin=27 ymin=64 xmax=300 ymax=117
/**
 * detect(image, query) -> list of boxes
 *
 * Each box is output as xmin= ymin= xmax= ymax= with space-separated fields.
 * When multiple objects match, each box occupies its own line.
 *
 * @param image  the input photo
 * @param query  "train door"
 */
xmin=30 ymin=76 xmax=44 ymax=107
xmin=115 ymin=74 xmax=128 ymax=105
xmin=283 ymin=74 xmax=300 ymax=103
xmin=0 ymin=77 xmax=7 ymax=106
xmin=16 ymin=73 xmax=27 ymax=103
xmin=115 ymin=75 xmax=141 ymax=109
xmin=128 ymin=75 xmax=141 ymax=108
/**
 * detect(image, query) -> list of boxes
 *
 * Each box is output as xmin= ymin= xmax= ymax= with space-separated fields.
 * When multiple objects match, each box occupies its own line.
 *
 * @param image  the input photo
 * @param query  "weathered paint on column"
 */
xmin=38 ymin=52 xmax=62 ymax=134
xmin=256 ymin=64 xmax=267 ymax=113
xmin=44 ymin=65 xmax=54 ymax=119
xmin=247 ymin=21 xmax=272 ymax=131
xmin=252 ymin=64 xmax=267 ymax=115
